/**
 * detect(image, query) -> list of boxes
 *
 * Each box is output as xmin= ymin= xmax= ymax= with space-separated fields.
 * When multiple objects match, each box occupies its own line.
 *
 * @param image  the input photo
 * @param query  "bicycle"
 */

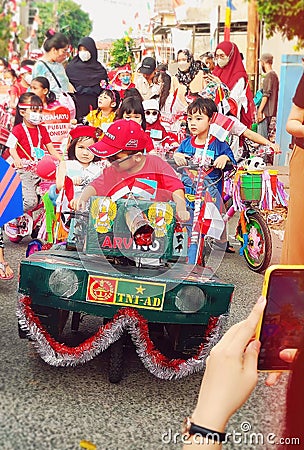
xmin=171 ymin=159 xmax=232 ymax=266
xmin=172 ymin=160 xmax=273 ymax=273
xmin=4 ymin=160 xmax=55 ymax=243
xmin=222 ymin=166 xmax=273 ymax=273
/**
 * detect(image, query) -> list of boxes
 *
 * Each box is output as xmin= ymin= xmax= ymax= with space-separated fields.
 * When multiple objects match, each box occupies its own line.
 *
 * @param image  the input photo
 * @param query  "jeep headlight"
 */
xmin=175 ymin=285 xmax=207 ymax=313
xmin=49 ymin=268 xmax=79 ymax=298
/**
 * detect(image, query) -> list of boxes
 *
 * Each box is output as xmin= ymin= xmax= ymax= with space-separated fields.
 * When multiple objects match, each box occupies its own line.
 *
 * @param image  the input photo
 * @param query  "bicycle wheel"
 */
xmin=239 ymin=211 xmax=272 ymax=273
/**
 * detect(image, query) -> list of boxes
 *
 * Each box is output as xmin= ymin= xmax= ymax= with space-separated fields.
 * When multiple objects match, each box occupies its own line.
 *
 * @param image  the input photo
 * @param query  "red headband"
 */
xmin=18 ymin=103 xmax=41 ymax=109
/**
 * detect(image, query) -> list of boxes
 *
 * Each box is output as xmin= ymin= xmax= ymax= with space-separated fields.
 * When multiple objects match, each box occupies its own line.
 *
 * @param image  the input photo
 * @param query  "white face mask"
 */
xmin=28 ymin=111 xmax=42 ymax=125
xmin=11 ymin=63 xmax=19 ymax=71
xmin=5 ymin=79 xmax=13 ymax=86
xmin=178 ymin=61 xmax=191 ymax=72
xmin=23 ymin=73 xmax=32 ymax=85
xmin=145 ymin=114 xmax=158 ymax=125
xmin=217 ymin=57 xmax=229 ymax=68
xmin=78 ymin=50 xmax=91 ymax=62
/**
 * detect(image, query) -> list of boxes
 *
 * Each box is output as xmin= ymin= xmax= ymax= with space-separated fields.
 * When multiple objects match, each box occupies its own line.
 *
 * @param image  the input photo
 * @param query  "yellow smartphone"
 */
xmin=256 ymin=265 xmax=304 ymax=371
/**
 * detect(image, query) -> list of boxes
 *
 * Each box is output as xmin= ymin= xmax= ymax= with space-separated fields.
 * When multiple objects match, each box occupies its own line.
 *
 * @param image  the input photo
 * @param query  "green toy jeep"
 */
xmin=17 ymin=196 xmax=234 ymax=382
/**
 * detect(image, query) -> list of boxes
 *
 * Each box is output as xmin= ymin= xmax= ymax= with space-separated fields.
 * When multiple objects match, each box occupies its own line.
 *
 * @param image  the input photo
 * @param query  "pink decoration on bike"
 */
xmin=36 ymin=155 xmax=58 ymax=180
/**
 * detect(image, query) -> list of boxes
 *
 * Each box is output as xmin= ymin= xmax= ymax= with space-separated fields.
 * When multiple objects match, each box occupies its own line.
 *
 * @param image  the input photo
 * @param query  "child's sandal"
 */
xmin=0 ymin=261 xmax=14 ymax=280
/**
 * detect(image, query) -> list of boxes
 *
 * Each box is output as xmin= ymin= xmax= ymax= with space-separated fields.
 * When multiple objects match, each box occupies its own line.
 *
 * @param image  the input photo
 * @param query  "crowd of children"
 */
xmin=0 ymin=41 xmax=283 ymax=280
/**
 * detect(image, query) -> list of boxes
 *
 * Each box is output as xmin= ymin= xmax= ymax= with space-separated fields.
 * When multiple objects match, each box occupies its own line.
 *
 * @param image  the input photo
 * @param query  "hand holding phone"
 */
xmin=256 ymin=265 xmax=304 ymax=372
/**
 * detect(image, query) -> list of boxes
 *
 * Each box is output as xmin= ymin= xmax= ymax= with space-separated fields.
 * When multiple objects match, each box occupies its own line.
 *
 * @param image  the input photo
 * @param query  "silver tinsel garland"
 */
xmin=16 ymin=295 xmax=228 ymax=380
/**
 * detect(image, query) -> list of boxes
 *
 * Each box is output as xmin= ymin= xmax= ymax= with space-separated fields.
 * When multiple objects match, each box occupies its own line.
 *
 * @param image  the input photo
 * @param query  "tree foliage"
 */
xmin=256 ymin=0 xmax=304 ymax=48
xmin=110 ymin=36 xmax=134 ymax=68
xmin=33 ymin=0 xmax=92 ymax=48
xmin=0 ymin=3 xmax=15 ymax=57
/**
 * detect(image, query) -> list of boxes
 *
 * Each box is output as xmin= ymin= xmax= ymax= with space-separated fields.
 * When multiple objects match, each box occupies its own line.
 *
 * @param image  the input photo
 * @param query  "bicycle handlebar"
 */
xmin=167 ymin=158 xmax=235 ymax=173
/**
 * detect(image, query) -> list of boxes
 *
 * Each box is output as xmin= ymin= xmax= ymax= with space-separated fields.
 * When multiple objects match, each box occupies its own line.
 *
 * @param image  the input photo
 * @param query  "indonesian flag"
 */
xmin=131 ymin=178 xmax=157 ymax=200
xmin=198 ymin=191 xmax=225 ymax=240
xmin=111 ymin=185 xmax=130 ymax=202
xmin=209 ymin=112 xmax=234 ymax=142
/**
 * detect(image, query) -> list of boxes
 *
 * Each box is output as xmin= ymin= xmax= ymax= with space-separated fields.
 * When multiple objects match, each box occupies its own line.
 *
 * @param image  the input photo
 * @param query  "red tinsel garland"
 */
xmin=17 ymin=295 xmax=227 ymax=379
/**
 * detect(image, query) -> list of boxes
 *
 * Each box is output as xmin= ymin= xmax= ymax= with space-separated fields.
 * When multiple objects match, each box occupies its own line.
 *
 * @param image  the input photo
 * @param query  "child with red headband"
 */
xmin=7 ymin=92 xmax=61 ymax=212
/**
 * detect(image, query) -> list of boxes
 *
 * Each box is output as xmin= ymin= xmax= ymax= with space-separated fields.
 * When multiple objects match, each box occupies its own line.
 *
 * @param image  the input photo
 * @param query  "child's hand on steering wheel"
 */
xmin=173 ymin=152 xmax=188 ymax=166
xmin=177 ymin=209 xmax=190 ymax=223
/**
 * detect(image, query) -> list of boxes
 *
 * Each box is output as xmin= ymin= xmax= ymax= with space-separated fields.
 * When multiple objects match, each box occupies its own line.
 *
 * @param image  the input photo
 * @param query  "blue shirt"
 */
xmin=32 ymin=60 xmax=70 ymax=98
xmin=176 ymin=136 xmax=236 ymax=209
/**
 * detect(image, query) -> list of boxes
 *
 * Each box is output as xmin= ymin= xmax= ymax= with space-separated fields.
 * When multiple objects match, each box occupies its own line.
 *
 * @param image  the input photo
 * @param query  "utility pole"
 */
xmin=216 ymin=5 xmax=220 ymax=46
xmin=192 ymin=25 xmax=196 ymax=55
xmin=53 ymin=0 xmax=59 ymax=31
xmin=246 ymin=0 xmax=260 ymax=93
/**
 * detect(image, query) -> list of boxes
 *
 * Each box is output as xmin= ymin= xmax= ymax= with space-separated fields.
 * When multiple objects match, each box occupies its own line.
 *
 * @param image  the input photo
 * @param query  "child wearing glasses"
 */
xmin=70 ymin=119 xmax=190 ymax=224
xmin=142 ymin=98 xmax=178 ymax=154
xmin=86 ymin=88 xmax=120 ymax=130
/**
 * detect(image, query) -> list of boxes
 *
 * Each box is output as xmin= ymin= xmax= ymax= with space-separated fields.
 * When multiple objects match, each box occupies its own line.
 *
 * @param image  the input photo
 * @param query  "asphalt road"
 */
xmin=0 ymin=228 xmax=288 ymax=450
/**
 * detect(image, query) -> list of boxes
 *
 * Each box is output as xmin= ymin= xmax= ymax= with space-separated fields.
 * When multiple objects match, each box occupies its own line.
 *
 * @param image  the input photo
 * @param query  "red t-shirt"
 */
xmin=112 ymin=80 xmax=136 ymax=99
xmin=90 ymin=154 xmax=183 ymax=201
xmin=145 ymin=120 xmax=177 ymax=147
xmin=10 ymin=123 xmax=52 ymax=159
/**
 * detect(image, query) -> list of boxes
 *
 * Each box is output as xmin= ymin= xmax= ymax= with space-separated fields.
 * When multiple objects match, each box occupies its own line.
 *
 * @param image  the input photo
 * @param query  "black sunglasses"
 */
xmin=108 ymin=153 xmax=134 ymax=165
xmin=145 ymin=110 xmax=158 ymax=116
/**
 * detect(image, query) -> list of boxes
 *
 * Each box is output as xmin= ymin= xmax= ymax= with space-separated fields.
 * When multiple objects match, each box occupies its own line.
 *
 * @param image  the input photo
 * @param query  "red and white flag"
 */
xmin=111 ymin=186 xmax=131 ymax=202
xmin=198 ymin=191 xmax=225 ymax=240
xmin=209 ymin=112 xmax=234 ymax=142
xmin=131 ymin=178 xmax=157 ymax=200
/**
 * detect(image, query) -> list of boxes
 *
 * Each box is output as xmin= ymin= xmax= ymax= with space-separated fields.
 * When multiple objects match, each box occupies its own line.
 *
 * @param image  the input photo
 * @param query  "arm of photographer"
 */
xmin=182 ymin=297 xmax=266 ymax=448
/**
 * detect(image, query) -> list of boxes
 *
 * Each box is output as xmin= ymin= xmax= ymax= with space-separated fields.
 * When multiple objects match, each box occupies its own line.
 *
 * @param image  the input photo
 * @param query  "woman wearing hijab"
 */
xmin=66 ymin=36 xmax=108 ymax=122
xmin=170 ymin=49 xmax=206 ymax=113
xmin=209 ymin=41 xmax=255 ymax=128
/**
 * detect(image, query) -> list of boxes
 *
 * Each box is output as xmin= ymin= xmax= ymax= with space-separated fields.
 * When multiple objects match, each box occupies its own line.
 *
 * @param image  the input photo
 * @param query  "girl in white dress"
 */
xmin=55 ymin=125 xmax=102 ymax=242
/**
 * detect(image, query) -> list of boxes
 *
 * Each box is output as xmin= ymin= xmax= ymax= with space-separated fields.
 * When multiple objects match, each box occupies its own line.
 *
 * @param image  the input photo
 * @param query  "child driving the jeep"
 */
xmin=70 ymin=119 xmax=190 ymax=224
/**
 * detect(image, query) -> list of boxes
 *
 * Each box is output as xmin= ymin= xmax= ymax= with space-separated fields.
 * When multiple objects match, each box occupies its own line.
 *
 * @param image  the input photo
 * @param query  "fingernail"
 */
xmin=257 ymin=296 xmax=266 ymax=304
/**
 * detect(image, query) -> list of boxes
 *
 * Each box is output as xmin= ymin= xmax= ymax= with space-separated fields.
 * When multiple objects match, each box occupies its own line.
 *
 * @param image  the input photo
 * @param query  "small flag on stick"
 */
xmin=209 ymin=112 xmax=234 ymax=142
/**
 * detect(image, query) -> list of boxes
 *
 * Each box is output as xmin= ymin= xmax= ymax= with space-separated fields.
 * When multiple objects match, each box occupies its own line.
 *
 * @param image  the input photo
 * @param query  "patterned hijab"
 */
xmin=175 ymin=49 xmax=201 ymax=88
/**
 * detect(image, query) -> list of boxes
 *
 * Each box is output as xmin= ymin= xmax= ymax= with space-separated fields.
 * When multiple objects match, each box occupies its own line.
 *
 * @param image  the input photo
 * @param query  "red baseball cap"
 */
xmin=69 ymin=125 xmax=97 ymax=140
xmin=89 ymin=119 xmax=148 ymax=158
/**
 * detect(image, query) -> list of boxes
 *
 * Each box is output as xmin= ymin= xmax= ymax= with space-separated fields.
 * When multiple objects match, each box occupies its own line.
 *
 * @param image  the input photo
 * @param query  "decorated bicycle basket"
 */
xmin=234 ymin=169 xmax=287 ymax=210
